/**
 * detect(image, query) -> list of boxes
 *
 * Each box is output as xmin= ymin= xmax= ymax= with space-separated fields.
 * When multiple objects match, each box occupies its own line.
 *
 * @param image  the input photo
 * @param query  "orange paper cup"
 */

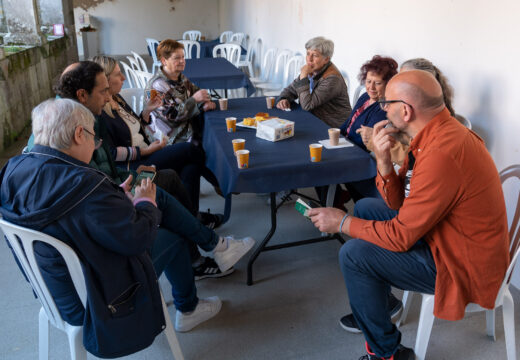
xmin=232 ymin=138 xmax=245 ymax=153
xmin=225 ymin=117 xmax=236 ymax=132
xmin=266 ymin=96 xmax=275 ymax=109
xmin=309 ymin=143 xmax=323 ymax=162
xmin=236 ymin=149 xmax=250 ymax=169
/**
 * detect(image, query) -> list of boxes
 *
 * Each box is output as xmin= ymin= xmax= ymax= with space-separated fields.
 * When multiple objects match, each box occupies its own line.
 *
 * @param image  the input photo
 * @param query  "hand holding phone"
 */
xmin=131 ymin=170 xmax=156 ymax=195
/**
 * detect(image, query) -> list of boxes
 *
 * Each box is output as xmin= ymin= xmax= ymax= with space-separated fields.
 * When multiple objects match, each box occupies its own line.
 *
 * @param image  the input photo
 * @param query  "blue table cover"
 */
xmin=183 ymin=58 xmax=255 ymax=96
xmin=203 ymin=97 xmax=377 ymax=196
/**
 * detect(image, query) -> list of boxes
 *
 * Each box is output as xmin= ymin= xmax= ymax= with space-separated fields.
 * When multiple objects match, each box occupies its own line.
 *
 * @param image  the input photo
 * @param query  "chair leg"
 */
xmin=486 ymin=308 xmax=496 ymax=340
xmin=66 ymin=327 xmax=86 ymax=360
xmin=161 ymin=295 xmax=184 ymax=360
xmin=397 ymin=290 xmax=413 ymax=327
xmin=414 ymin=294 xmax=435 ymax=360
xmin=502 ymin=289 xmax=516 ymax=360
xmin=38 ymin=307 xmax=49 ymax=360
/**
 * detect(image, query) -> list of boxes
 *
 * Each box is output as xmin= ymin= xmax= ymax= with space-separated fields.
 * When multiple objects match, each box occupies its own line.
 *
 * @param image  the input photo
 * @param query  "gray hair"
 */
xmin=32 ymin=98 xmax=95 ymax=150
xmin=305 ymin=36 xmax=334 ymax=58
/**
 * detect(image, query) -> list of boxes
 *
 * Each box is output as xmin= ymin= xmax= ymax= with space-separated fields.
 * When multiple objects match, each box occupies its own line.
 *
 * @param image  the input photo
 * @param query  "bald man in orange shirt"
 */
xmin=309 ymin=70 xmax=509 ymax=360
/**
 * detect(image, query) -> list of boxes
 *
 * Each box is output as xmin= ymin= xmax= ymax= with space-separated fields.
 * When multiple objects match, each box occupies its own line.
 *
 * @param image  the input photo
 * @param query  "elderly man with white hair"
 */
xmin=276 ymin=36 xmax=352 ymax=128
xmin=0 ymin=98 xmax=255 ymax=357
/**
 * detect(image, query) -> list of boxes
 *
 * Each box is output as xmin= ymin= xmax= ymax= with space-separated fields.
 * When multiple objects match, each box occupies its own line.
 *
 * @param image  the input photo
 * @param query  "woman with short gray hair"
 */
xmin=276 ymin=36 xmax=351 ymax=128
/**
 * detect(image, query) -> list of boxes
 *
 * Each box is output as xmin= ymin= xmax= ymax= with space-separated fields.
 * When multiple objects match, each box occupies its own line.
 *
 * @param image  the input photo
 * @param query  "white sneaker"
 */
xmin=213 ymin=236 xmax=255 ymax=272
xmin=175 ymin=296 xmax=222 ymax=332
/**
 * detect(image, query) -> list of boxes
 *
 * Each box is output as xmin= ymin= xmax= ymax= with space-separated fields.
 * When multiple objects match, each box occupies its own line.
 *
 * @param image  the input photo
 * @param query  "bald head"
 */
xmin=387 ymin=70 xmax=444 ymax=113
xmin=61 ymin=62 xmax=80 ymax=78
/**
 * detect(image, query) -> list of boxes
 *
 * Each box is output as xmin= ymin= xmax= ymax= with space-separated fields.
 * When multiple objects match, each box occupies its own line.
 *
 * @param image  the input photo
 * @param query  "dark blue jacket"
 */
xmin=340 ymin=92 xmax=387 ymax=151
xmin=0 ymin=145 xmax=165 ymax=358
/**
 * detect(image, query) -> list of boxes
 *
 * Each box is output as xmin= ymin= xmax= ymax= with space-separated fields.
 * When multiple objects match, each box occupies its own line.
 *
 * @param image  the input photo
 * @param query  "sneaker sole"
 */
xmin=195 ymin=267 xmax=235 ymax=281
xmin=339 ymin=303 xmax=403 ymax=334
xmin=216 ymin=237 xmax=255 ymax=272
xmin=175 ymin=297 xmax=222 ymax=332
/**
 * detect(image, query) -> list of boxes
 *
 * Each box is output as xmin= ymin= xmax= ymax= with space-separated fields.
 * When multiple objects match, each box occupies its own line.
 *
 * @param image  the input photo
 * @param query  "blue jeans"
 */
xmin=339 ymin=198 xmax=436 ymax=357
xmin=151 ymin=187 xmax=219 ymax=312
xmin=126 ymin=142 xmax=204 ymax=211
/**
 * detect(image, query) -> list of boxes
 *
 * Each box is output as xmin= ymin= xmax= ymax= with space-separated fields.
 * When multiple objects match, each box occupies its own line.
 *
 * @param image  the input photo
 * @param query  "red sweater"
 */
xmin=350 ymin=108 xmax=509 ymax=320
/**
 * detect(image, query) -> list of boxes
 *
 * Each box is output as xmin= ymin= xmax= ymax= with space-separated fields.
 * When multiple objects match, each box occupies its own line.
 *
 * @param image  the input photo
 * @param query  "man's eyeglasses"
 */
xmin=83 ymin=127 xmax=103 ymax=150
xmin=378 ymin=98 xmax=413 ymax=111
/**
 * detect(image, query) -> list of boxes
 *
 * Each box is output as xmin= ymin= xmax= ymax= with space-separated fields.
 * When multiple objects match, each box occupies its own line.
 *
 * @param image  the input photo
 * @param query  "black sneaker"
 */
xmin=340 ymin=293 xmax=403 ymax=333
xmin=199 ymin=211 xmax=224 ymax=230
xmin=359 ymin=343 xmax=415 ymax=360
xmin=193 ymin=257 xmax=234 ymax=280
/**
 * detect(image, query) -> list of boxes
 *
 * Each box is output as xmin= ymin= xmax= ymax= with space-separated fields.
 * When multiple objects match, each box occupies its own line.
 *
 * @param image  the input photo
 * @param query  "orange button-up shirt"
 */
xmin=349 ymin=108 xmax=509 ymax=320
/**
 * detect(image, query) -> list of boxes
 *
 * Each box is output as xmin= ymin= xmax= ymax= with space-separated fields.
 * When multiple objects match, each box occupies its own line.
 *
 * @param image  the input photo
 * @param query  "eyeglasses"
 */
xmin=83 ymin=127 xmax=103 ymax=150
xmin=378 ymin=98 xmax=413 ymax=111
xmin=171 ymin=55 xmax=185 ymax=62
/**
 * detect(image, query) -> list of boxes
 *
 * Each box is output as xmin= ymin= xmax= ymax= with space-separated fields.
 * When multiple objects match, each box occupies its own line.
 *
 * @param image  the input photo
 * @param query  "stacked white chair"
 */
xmin=255 ymin=49 xmax=292 ymax=95
xmin=120 ymin=61 xmax=138 ymax=88
xmin=212 ymin=43 xmax=241 ymax=67
xmin=131 ymin=51 xmax=149 ymax=73
xmin=179 ymin=40 xmax=201 ymax=59
xmin=120 ymin=88 xmax=145 ymax=114
xmin=182 ymin=30 xmax=201 ymax=41
xmin=249 ymin=47 xmax=276 ymax=85
xmin=397 ymin=164 xmax=520 ymax=360
xmin=264 ymin=54 xmax=304 ymax=96
xmin=145 ymin=38 xmax=161 ymax=74
xmin=219 ymin=31 xmax=233 ymax=43
xmin=230 ymin=32 xmax=246 ymax=47
xmin=238 ymin=37 xmax=262 ymax=77
xmin=0 ymin=218 xmax=185 ymax=360
xmin=352 ymin=84 xmax=366 ymax=105
xmin=134 ymin=70 xmax=153 ymax=89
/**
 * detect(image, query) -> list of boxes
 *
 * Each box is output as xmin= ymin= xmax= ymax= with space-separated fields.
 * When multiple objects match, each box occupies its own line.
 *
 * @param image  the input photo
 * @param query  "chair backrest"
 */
xmin=130 ymin=51 xmax=148 ymax=73
xmin=120 ymin=88 xmax=145 ymax=114
xmin=494 ymin=164 xmax=520 ymax=306
xmin=212 ymin=43 xmax=241 ymax=67
xmin=270 ymin=49 xmax=292 ymax=84
xmin=283 ymin=55 xmax=305 ymax=88
xmin=220 ymin=30 xmax=233 ymax=43
xmin=0 ymin=218 xmax=87 ymax=331
xmin=182 ymin=30 xmax=201 ymax=41
xmin=134 ymin=70 xmax=153 ymax=89
xmin=120 ymin=61 xmax=138 ymax=88
xmin=145 ymin=38 xmax=160 ymax=63
xmin=340 ymin=70 xmax=351 ymax=96
xmin=178 ymin=40 xmax=201 ymax=59
xmin=258 ymin=47 xmax=276 ymax=82
xmin=126 ymin=55 xmax=140 ymax=72
xmin=353 ymin=84 xmax=366 ymax=104
xmin=230 ymin=32 xmax=245 ymax=46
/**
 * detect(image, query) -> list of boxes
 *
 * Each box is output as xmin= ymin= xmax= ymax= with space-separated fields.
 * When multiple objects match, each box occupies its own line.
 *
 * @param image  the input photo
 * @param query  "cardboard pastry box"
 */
xmin=256 ymin=118 xmax=294 ymax=142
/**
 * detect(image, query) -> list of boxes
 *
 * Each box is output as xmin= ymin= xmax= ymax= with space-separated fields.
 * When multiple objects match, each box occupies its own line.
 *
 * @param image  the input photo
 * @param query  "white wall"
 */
xmin=73 ymin=0 xmax=220 ymax=56
xmin=219 ymin=0 xmax=520 ymax=286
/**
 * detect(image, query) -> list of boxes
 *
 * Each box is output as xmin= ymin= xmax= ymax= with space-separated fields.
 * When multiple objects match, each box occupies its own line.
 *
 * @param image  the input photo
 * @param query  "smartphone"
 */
xmin=295 ymin=198 xmax=317 ymax=218
xmin=131 ymin=170 xmax=156 ymax=195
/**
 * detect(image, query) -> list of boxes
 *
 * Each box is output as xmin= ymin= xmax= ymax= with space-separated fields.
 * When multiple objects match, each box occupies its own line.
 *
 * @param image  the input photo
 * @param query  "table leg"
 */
xmin=247 ymin=192 xmax=277 ymax=285
xmin=222 ymin=193 xmax=232 ymax=224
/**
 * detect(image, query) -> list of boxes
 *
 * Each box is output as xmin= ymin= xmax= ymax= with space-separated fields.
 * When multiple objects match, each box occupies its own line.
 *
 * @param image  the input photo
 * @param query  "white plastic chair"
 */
xmin=340 ymin=70 xmax=351 ymax=99
xmin=130 ymin=51 xmax=149 ymax=73
xmin=230 ymin=32 xmax=246 ymax=46
xmin=182 ymin=30 xmax=201 ymax=41
xmin=238 ymin=37 xmax=262 ymax=77
xmin=0 ymin=218 xmax=184 ymax=360
xmin=120 ymin=88 xmax=145 ymax=114
xmin=179 ymin=40 xmax=201 ymax=59
xmin=264 ymin=54 xmax=304 ymax=97
xmin=219 ymin=31 xmax=233 ymax=43
xmin=250 ymin=47 xmax=276 ymax=85
xmin=352 ymin=84 xmax=366 ymax=104
xmin=212 ymin=43 xmax=241 ymax=67
xmin=120 ymin=61 xmax=137 ymax=88
xmin=398 ymin=164 xmax=520 ymax=360
xmin=255 ymin=49 xmax=292 ymax=95
xmin=134 ymin=70 xmax=153 ymax=89
xmin=145 ymin=38 xmax=161 ymax=74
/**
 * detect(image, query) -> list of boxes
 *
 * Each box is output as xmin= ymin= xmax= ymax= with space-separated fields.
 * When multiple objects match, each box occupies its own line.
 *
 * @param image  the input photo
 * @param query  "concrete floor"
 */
xmin=0 ymin=137 xmax=519 ymax=360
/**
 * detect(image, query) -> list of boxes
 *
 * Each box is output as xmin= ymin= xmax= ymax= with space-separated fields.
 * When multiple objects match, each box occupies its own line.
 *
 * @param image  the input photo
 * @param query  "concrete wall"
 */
xmin=218 ymin=0 xmax=520 ymax=286
xmin=73 ymin=0 xmax=220 ymax=57
xmin=0 ymin=35 xmax=78 ymax=150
